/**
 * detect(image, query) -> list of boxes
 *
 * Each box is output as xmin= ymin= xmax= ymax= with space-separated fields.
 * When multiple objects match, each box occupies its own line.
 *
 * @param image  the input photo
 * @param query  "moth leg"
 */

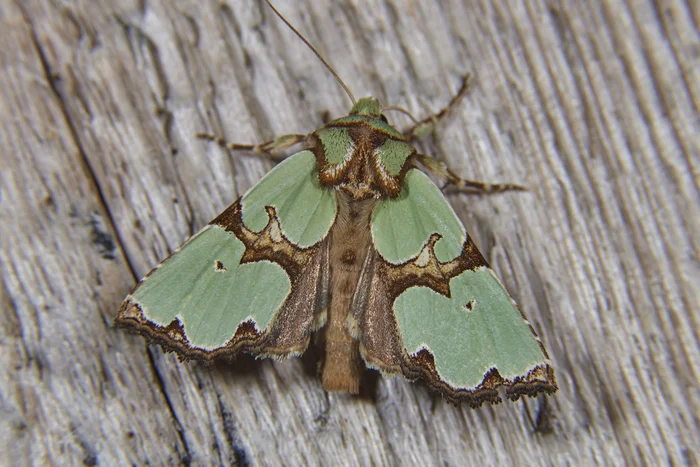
xmin=417 ymin=153 xmax=527 ymax=195
xmin=402 ymin=73 xmax=472 ymax=142
xmin=196 ymin=133 xmax=307 ymax=162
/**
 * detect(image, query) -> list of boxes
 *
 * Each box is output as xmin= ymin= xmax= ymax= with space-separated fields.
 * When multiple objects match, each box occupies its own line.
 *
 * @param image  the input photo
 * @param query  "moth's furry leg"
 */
xmin=196 ymin=133 xmax=308 ymax=162
xmin=417 ymin=153 xmax=527 ymax=195
xmin=401 ymin=73 xmax=472 ymax=142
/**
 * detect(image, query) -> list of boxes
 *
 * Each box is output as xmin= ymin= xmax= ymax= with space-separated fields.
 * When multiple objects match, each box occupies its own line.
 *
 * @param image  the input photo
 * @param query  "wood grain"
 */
xmin=1 ymin=0 xmax=698 ymax=465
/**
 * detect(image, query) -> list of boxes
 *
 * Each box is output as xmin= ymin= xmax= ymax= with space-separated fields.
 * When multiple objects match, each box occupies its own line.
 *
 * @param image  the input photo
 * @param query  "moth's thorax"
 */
xmin=310 ymin=111 xmax=416 ymax=200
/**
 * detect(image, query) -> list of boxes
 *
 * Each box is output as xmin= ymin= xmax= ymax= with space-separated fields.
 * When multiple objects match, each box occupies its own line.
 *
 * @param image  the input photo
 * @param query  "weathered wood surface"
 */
xmin=1 ymin=0 xmax=698 ymax=465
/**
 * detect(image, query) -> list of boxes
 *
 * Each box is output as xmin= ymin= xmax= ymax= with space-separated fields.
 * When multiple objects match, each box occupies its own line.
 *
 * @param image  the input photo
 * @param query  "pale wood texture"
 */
xmin=1 ymin=0 xmax=698 ymax=465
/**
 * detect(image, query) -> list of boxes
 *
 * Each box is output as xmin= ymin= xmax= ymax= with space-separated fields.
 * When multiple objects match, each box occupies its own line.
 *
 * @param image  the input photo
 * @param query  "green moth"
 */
xmin=116 ymin=2 xmax=557 ymax=407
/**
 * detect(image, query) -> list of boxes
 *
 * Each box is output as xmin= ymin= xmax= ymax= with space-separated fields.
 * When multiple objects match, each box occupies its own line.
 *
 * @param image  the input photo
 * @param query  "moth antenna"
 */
xmin=382 ymin=105 xmax=419 ymax=123
xmin=265 ymin=0 xmax=356 ymax=105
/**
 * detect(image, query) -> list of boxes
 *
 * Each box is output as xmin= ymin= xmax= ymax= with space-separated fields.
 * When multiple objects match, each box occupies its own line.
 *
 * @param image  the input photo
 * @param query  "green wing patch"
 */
xmin=117 ymin=150 xmax=336 ymax=361
xmin=394 ymin=267 xmax=549 ymax=389
xmin=125 ymin=226 xmax=290 ymax=350
xmin=241 ymin=150 xmax=337 ymax=248
xmin=359 ymin=168 xmax=556 ymax=406
xmin=371 ymin=169 xmax=465 ymax=263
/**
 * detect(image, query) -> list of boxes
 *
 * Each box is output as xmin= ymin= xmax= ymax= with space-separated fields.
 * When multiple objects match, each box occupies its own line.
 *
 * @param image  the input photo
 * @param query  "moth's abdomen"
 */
xmin=321 ymin=192 xmax=378 ymax=393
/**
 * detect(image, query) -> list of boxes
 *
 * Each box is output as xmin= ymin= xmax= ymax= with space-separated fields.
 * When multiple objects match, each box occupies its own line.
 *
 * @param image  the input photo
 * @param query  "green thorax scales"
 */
xmin=310 ymin=97 xmax=415 ymax=200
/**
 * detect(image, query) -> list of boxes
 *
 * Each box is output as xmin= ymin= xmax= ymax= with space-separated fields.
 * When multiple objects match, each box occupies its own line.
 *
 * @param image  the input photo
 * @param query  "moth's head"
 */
xmin=350 ymin=97 xmax=384 ymax=119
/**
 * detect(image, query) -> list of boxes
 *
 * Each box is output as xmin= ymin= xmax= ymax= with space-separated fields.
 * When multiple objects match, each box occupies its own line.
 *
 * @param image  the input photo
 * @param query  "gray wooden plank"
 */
xmin=1 ymin=0 xmax=697 ymax=465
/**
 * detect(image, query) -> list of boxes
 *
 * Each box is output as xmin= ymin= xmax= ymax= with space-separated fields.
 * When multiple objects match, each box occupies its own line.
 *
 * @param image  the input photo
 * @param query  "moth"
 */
xmin=116 ymin=1 xmax=557 ymax=407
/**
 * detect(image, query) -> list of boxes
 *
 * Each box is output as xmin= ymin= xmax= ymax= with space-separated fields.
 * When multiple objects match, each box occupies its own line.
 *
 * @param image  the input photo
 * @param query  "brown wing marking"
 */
xmin=116 ymin=199 xmax=330 ymax=362
xmin=353 ymin=234 xmax=557 ymax=407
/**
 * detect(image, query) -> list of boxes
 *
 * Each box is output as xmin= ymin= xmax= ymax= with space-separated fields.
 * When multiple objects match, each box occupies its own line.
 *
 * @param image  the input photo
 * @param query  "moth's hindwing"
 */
xmin=116 ymin=150 xmax=337 ymax=360
xmin=359 ymin=168 xmax=556 ymax=406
